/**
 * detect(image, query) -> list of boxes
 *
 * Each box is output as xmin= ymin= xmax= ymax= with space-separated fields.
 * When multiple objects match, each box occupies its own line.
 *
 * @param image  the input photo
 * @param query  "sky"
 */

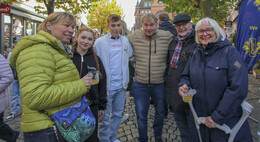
xmin=116 ymin=0 xmax=137 ymax=29
xmin=22 ymin=0 xmax=137 ymax=29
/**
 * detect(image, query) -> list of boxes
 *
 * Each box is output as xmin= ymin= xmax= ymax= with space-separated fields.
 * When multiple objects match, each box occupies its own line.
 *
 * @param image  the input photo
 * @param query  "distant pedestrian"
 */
xmin=127 ymin=13 xmax=172 ymax=142
xmin=95 ymin=14 xmax=133 ymax=142
xmin=158 ymin=13 xmax=177 ymax=36
xmin=6 ymin=39 xmax=21 ymax=121
xmin=178 ymin=17 xmax=252 ymax=142
xmin=71 ymin=27 xmax=107 ymax=141
xmin=164 ymin=13 xmax=196 ymax=142
xmin=9 ymin=12 xmax=92 ymax=141
xmin=0 ymin=54 xmax=19 ymax=142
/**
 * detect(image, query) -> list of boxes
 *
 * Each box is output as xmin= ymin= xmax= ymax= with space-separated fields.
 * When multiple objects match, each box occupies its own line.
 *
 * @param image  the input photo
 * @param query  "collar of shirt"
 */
xmin=109 ymin=32 xmax=120 ymax=40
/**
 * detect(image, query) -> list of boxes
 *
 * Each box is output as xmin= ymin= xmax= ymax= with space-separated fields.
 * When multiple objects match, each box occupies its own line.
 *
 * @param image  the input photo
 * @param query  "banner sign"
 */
xmin=236 ymin=0 xmax=260 ymax=72
xmin=0 ymin=5 xmax=11 ymax=13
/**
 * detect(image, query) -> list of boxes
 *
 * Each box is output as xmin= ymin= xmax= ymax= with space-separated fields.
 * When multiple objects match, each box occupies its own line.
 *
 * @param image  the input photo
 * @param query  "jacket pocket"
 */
xmin=206 ymin=60 xmax=228 ymax=83
xmin=206 ymin=60 xmax=228 ymax=70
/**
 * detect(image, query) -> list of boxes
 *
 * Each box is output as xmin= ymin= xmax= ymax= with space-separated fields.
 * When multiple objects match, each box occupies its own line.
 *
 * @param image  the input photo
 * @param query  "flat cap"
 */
xmin=172 ymin=13 xmax=191 ymax=24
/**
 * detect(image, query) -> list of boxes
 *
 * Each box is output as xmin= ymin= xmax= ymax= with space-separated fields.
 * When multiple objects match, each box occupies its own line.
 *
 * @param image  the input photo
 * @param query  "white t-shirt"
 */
xmin=109 ymin=34 xmax=123 ymax=90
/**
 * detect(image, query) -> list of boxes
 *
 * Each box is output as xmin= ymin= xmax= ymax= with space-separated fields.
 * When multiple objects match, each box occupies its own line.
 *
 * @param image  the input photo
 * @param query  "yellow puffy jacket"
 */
xmin=10 ymin=30 xmax=87 ymax=132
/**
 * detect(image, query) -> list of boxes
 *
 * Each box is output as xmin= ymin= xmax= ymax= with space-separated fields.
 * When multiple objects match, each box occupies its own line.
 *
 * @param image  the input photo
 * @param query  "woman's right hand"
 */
xmin=81 ymin=75 xmax=92 ymax=90
xmin=178 ymin=84 xmax=189 ymax=97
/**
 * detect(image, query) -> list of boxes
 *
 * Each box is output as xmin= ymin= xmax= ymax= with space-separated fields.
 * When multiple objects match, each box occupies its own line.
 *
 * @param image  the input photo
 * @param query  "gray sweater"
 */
xmin=0 ymin=54 xmax=14 ymax=113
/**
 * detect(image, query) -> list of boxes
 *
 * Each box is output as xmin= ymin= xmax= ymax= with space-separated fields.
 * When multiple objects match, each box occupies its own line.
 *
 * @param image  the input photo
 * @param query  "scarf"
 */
xmin=170 ymin=29 xmax=193 ymax=68
xmin=59 ymin=41 xmax=73 ymax=57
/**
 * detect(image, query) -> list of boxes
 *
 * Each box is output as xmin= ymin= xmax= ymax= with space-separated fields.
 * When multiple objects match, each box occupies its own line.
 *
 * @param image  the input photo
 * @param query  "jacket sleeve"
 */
xmin=126 ymin=32 xmax=135 ymax=47
xmin=98 ymin=57 xmax=107 ymax=110
xmin=211 ymin=46 xmax=248 ymax=124
xmin=127 ymin=40 xmax=135 ymax=62
xmin=0 ymin=55 xmax=14 ymax=93
xmin=17 ymin=47 xmax=87 ymax=111
xmin=178 ymin=52 xmax=192 ymax=87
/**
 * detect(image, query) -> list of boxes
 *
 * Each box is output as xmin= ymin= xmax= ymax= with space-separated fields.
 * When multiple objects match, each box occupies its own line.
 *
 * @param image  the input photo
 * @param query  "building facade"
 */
xmin=0 ymin=2 xmax=45 ymax=56
xmin=134 ymin=0 xmax=173 ymax=30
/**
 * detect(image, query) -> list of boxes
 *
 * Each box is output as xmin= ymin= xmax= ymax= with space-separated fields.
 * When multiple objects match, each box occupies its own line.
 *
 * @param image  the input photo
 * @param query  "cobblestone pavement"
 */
xmin=2 ymin=74 xmax=260 ymax=142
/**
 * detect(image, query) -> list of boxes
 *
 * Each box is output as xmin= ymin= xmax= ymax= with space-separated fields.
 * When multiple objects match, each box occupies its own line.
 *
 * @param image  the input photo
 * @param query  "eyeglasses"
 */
xmin=175 ymin=22 xmax=189 ymax=28
xmin=197 ymin=28 xmax=214 ymax=35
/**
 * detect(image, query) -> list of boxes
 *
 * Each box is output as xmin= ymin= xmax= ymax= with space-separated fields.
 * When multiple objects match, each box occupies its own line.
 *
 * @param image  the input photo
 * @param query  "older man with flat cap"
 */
xmin=164 ymin=13 xmax=197 ymax=142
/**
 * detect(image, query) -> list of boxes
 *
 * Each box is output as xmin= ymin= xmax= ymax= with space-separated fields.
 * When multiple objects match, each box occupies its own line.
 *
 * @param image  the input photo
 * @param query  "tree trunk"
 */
xmin=44 ymin=0 xmax=55 ymax=15
xmin=201 ymin=0 xmax=213 ymax=18
xmin=100 ymin=28 xmax=103 ymax=35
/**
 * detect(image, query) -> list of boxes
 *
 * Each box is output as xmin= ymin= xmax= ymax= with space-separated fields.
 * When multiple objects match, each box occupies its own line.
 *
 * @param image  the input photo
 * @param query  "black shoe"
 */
xmin=155 ymin=137 xmax=162 ymax=142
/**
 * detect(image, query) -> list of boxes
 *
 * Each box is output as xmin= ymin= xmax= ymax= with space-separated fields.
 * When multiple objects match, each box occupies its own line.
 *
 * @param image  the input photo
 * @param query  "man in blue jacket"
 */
xmin=158 ymin=13 xmax=177 ymax=36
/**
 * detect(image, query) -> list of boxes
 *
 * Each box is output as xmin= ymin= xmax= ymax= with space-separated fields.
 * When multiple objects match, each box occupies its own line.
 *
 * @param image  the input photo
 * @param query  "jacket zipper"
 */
xmin=154 ymin=40 xmax=156 ymax=54
xmin=149 ymin=40 xmax=151 ymax=84
xmin=80 ymin=55 xmax=84 ymax=77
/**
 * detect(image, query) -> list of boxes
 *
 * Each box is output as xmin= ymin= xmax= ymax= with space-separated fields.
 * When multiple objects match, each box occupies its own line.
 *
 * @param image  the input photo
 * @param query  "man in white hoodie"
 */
xmin=94 ymin=14 xmax=133 ymax=142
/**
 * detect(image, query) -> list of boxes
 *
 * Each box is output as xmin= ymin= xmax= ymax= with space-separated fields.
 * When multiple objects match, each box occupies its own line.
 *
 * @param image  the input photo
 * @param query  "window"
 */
xmin=144 ymin=2 xmax=148 ymax=7
xmin=12 ymin=16 xmax=24 ymax=36
xmin=149 ymin=2 xmax=152 ymax=7
xmin=4 ymin=14 xmax=11 ymax=51
xmin=159 ymin=1 xmax=163 ymax=4
xmin=145 ymin=10 xmax=147 ymax=13
xmin=141 ymin=10 xmax=144 ymax=13
xmin=26 ymin=20 xmax=35 ymax=36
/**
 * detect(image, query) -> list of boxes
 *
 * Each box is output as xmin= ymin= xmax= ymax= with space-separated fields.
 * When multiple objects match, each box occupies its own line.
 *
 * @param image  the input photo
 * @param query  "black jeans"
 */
xmin=0 ymin=112 xmax=18 ymax=142
xmin=85 ymin=104 xmax=99 ymax=142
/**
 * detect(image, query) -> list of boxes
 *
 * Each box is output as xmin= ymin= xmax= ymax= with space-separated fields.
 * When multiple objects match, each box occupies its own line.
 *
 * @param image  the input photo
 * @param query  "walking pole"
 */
xmin=188 ymin=101 xmax=203 ymax=142
xmin=182 ymin=89 xmax=203 ymax=142
xmin=198 ymin=101 xmax=253 ymax=142
xmin=183 ymin=88 xmax=253 ymax=142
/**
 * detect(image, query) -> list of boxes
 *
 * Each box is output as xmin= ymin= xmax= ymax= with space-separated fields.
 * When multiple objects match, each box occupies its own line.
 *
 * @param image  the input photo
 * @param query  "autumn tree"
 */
xmin=34 ymin=0 xmax=101 ymax=16
xmin=87 ymin=0 xmax=123 ymax=34
xmin=3 ymin=0 xmax=99 ymax=16
xmin=161 ymin=0 xmax=237 ymax=25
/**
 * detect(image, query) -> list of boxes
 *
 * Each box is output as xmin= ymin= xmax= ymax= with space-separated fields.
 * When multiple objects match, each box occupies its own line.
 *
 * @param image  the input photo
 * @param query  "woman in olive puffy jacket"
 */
xmin=9 ymin=12 xmax=92 ymax=142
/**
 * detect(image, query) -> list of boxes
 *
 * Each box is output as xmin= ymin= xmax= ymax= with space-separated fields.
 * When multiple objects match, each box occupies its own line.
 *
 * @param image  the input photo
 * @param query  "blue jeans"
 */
xmin=23 ymin=128 xmax=58 ymax=142
xmin=173 ymin=107 xmax=192 ymax=142
xmin=99 ymin=88 xmax=126 ymax=142
xmin=131 ymin=82 xmax=165 ymax=142
xmin=0 ymin=112 xmax=17 ymax=141
xmin=10 ymin=79 xmax=20 ymax=115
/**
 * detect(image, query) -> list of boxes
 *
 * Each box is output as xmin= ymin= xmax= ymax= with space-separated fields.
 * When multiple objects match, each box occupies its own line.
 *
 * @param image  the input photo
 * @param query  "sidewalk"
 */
xmin=2 ymin=74 xmax=260 ymax=142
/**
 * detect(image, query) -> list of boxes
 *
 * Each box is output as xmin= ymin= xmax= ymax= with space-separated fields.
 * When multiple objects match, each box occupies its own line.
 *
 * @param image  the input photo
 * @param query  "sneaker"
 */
xmin=113 ymin=139 xmax=120 ymax=142
xmin=120 ymin=114 xmax=129 ymax=123
xmin=6 ymin=113 xmax=18 ymax=120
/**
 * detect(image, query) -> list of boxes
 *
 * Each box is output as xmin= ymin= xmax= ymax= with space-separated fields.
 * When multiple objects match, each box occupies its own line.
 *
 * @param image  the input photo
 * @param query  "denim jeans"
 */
xmin=23 ymin=128 xmax=58 ymax=142
xmin=173 ymin=107 xmax=192 ymax=142
xmin=131 ymin=82 xmax=165 ymax=142
xmin=10 ymin=79 xmax=20 ymax=115
xmin=99 ymin=88 xmax=126 ymax=142
xmin=0 ymin=112 xmax=18 ymax=141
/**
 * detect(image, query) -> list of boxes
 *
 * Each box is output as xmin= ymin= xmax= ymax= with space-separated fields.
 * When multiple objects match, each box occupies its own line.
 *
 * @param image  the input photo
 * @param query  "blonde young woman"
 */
xmin=71 ymin=27 xmax=107 ymax=142
xmin=9 ymin=12 xmax=92 ymax=142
